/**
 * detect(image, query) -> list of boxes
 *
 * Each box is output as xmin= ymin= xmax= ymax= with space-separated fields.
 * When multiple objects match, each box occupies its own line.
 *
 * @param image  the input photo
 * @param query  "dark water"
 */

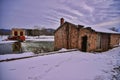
xmin=22 ymin=41 xmax=54 ymax=54
xmin=0 ymin=43 xmax=14 ymax=54
xmin=0 ymin=41 xmax=54 ymax=55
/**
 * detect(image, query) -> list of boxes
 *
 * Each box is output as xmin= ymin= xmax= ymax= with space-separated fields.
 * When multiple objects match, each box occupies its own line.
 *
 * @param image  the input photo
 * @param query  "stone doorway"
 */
xmin=81 ymin=36 xmax=88 ymax=52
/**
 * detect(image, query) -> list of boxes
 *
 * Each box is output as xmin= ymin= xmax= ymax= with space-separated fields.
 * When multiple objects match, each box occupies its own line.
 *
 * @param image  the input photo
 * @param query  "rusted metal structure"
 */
xmin=54 ymin=18 xmax=120 ymax=52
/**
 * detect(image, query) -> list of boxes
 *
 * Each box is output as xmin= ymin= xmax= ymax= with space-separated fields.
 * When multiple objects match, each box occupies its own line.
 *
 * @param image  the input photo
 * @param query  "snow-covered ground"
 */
xmin=26 ymin=36 xmax=54 ymax=42
xmin=0 ymin=35 xmax=8 ymax=41
xmin=0 ymin=35 xmax=17 ymax=44
xmin=0 ymin=35 xmax=54 ymax=42
xmin=0 ymin=47 xmax=120 ymax=80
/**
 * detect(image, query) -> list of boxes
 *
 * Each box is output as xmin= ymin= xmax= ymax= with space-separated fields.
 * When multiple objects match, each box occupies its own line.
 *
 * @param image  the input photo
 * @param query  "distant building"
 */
xmin=12 ymin=28 xmax=25 ymax=36
xmin=8 ymin=28 xmax=25 ymax=41
xmin=54 ymin=18 xmax=120 ymax=52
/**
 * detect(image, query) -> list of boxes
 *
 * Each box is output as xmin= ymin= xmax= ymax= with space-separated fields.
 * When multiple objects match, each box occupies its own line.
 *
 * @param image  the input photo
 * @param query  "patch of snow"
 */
xmin=58 ymin=48 xmax=68 ymax=51
xmin=0 ymin=35 xmax=8 ymax=41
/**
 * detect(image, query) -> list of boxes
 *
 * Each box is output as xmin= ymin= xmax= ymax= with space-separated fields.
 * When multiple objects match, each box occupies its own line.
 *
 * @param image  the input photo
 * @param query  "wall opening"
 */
xmin=20 ymin=31 xmax=23 ymax=36
xmin=81 ymin=36 xmax=88 ymax=52
xmin=14 ymin=31 xmax=18 ymax=36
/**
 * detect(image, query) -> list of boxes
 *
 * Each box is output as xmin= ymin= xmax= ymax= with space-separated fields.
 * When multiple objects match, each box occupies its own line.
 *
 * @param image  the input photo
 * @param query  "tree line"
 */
xmin=0 ymin=28 xmax=55 ymax=36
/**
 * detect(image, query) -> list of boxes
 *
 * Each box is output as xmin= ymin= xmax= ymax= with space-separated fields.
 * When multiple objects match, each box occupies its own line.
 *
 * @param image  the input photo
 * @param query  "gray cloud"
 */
xmin=0 ymin=0 xmax=120 ymax=29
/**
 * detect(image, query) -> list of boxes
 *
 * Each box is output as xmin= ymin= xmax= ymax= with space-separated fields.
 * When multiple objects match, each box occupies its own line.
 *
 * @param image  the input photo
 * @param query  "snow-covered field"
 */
xmin=0 ymin=47 xmax=120 ymax=80
xmin=0 ymin=35 xmax=8 ymax=41
xmin=0 ymin=35 xmax=54 ymax=42
xmin=26 ymin=36 xmax=54 ymax=42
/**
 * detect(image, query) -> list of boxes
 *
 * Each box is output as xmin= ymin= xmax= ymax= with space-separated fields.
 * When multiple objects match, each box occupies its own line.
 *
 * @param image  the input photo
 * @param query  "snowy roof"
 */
xmin=56 ymin=21 xmax=120 ymax=34
xmin=90 ymin=26 xmax=120 ymax=34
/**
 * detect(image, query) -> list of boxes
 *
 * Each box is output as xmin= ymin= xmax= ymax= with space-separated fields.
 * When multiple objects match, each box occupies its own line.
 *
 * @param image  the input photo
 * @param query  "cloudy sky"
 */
xmin=0 ymin=0 xmax=120 ymax=29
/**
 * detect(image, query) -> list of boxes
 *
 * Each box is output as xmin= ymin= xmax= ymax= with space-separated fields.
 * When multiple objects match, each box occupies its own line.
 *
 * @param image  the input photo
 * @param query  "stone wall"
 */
xmin=110 ymin=34 xmax=120 ymax=48
xmin=54 ymin=23 xmax=78 ymax=50
xmin=78 ymin=28 xmax=97 ymax=52
xmin=54 ymin=23 xmax=67 ymax=50
xmin=67 ymin=24 xmax=78 ymax=49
